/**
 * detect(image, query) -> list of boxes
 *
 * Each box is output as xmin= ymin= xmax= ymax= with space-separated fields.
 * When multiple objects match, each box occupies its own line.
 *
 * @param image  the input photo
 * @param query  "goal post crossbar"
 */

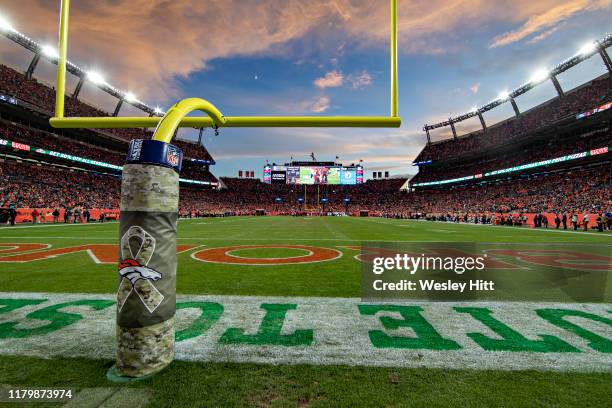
xmin=50 ymin=0 xmax=401 ymax=130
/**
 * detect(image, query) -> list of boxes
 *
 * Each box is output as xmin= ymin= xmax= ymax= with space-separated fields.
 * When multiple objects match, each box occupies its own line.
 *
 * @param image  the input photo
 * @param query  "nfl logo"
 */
xmin=167 ymin=150 xmax=179 ymax=166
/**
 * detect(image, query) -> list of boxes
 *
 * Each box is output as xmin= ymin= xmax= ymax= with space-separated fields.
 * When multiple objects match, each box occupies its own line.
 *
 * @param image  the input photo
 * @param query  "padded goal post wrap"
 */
xmin=115 ymin=140 xmax=182 ymax=378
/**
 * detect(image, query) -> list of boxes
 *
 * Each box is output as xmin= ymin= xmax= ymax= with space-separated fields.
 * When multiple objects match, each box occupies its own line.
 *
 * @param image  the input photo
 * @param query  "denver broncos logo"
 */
xmin=118 ymin=258 xmax=162 ymax=286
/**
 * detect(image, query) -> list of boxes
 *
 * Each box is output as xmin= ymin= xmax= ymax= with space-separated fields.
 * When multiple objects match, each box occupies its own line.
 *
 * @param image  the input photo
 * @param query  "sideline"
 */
xmin=405 ymin=219 xmax=612 ymax=237
xmin=0 ymin=218 xmax=205 ymax=230
xmin=0 ymin=292 xmax=610 ymax=372
xmin=0 ymin=221 xmax=119 ymax=230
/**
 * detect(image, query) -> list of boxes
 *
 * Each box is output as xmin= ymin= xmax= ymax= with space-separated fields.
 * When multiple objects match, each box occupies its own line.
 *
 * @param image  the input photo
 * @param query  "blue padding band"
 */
xmin=126 ymin=139 xmax=183 ymax=173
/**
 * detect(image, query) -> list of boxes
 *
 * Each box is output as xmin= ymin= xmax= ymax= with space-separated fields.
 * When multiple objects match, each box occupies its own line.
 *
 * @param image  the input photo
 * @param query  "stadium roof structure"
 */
xmin=0 ymin=18 xmax=162 ymax=118
xmin=423 ymin=33 xmax=612 ymax=142
xmin=0 ymin=0 xmax=402 ymax=131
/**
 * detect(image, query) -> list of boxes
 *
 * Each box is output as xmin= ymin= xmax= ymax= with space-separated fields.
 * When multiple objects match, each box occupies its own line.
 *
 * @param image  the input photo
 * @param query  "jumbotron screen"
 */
xmin=264 ymin=165 xmax=364 ymax=185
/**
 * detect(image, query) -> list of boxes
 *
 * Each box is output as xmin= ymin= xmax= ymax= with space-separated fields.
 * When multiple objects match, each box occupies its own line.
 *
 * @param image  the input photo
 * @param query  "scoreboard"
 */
xmin=264 ymin=165 xmax=363 ymax=185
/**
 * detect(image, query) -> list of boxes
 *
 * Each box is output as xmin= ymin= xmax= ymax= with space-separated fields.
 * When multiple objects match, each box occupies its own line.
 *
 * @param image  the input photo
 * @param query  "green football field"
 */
xmin=0 ymin=217 xmax=611 ymax=407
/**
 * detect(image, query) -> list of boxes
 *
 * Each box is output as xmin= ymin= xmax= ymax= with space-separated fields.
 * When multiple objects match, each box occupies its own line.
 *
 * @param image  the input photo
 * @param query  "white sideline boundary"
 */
xmin=408 ymin=219 xmax=612 ymax=237
xmin=0 ymin=218 xmax=208 ymax=230
xmin=0 ymin=292 xmax=610 ymax=372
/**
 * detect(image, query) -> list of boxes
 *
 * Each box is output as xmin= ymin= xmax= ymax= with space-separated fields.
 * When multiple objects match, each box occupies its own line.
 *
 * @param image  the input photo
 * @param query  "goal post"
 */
xmin=51 ymin=0 xmax=401 ymax=130
xmin=49 ymin=0 xmax=403 ymax=381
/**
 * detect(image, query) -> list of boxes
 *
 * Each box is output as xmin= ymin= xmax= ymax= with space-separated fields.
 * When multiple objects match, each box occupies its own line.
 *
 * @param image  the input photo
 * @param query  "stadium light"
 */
xmin=530 ymin=69 xmax=549 ymax=83
xmin=154 ymin=106 xmax=164 ymax=115
xmin=470 ymin=106 xmax=478 ymax=113
xmin=87 ymin=71 xmax=106 ymax=85
xmin=124 ymin=92 xmax=137 ymax=103
xmin=41 ymin=45 xmax=59 ymax=59
xmin=0 ymin=15 xmax=14 ymax=31
xmin=578 ymin=42 xmax=597 ymax=55
xmin=497 ymin=91 xmax=510 ymax=101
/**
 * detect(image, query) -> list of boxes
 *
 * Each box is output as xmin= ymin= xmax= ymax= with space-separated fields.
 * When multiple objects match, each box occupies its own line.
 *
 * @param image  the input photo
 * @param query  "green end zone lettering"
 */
xmin=0 ymin=293 xmax=610 ymax=371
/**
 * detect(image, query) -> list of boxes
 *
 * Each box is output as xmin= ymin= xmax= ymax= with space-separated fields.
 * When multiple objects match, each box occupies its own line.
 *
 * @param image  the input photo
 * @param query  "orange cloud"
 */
xmin=1 ymin=0 xmax=609 ymax=102
xmin=314 ymin=71 xmax=344 ymax=89
xmin=347 ymin=71 xmax=373 ymax=90
xmin=304 ymin=96 xmax=331 ymax=113
xmin=490 ymin=0 xmax=611 ymax=48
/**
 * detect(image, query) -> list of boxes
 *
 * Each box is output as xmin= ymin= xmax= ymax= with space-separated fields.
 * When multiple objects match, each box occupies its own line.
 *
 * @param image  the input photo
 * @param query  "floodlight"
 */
xmin=470 ymin=106 xmax=478 ymax=113
xmin=124 ymin=92 xmax=137 ymax=103
xmin=579 ymin=42 xmax=597 ymax=55
xmin=530 ymin=69 xmax=549 ymax=83
xmin=41 ymin=45 xmax=59 ymax=59
xmin=498 ymin=91 xmax=510 ymax=101
xmin=154 ymin=106 xmax=163 ymax=115
xmin=0 ymin=15 xmax=14 ymax=32
xmin=87 ymin=71 xmax=106 ymax=85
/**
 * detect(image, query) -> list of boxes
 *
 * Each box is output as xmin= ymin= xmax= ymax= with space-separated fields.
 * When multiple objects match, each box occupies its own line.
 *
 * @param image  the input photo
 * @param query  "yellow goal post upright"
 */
xmin=49 ymin=0 xmax=402 ymax=382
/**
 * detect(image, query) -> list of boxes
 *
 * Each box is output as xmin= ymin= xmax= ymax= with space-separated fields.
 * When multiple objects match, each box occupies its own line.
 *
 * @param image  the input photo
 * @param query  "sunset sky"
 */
xmin=1 ymin=0 xmax=611 ymax=177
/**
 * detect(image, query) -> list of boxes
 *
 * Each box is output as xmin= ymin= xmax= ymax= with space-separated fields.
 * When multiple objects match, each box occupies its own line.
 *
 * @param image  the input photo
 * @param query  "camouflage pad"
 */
xmin=116 ymin=161 xmax=179 ymax=377
xmin=116 ymin=317 xmax=175 ymax=377
xmin=117 ymin=278 xmax=132 ymax=311
xmin=134 ymin=279 xmax=165 ymax=313
xmin=120 ymin=164 xmax=179 ymax=213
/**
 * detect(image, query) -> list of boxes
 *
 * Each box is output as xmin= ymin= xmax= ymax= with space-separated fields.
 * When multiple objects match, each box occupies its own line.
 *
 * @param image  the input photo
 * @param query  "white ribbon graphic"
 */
xmin=117 ymin=226 xmax=165 ymax=313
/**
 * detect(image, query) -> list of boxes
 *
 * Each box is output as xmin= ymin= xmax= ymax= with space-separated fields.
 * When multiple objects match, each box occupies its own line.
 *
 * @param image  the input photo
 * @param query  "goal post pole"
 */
xmin=54 ymin=0 xmax=69 ymax=118
xmin=109 ymin=98 xmax=224 ymax=381
xmin=390 ymin=0 xmax=398 ymax=118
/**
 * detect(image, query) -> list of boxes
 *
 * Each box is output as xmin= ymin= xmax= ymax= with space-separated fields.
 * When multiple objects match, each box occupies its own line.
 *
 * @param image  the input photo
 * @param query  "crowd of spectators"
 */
xmin=412 ymin=126 xmax=611 ymax=184
xmin=0 ymin=64 xmax=215 ymax=162
xmin=399 ymin=166 xmax=610 ymax=217
xmin=0 ymin=119 xmax=218 ymax=183
xmin=1 ymin=64 xmax=609 ymax=226
xmin=0 ymin=159 xmax=120 ymax=209
xmin=0 ymin=120 xmax=125 ymax=165
xmin=416 ymin=75 xmax=612 ymax=163
xmin=177 ymin=178 xmax=406 ymax=216
xmin=1 ymin=157 xmax=609 ymax=226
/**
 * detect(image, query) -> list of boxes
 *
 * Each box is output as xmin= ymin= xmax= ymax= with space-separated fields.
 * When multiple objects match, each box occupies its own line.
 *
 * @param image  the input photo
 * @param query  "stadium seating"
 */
xmin=0 ymin=120 xmax=125 ymax=166
xmin=411 ymin=126 xmax=611 ymax=184
xmin=2 ymin=156 xmax=608 ymax=220
xmin=0 ymin=159 xmax=120 ymax=209
xmin=415 ymin=75 xmax=612 ymax=163
xmin=0 ymin=64 xmax=609 ymax=226
xmin=0 ymin=64 xmax=215 ymax=163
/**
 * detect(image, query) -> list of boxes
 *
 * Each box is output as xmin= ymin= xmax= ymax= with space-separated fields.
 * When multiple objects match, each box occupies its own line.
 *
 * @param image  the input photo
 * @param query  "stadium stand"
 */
xmin=0 ymin=62 xmax=610 ymax=228
xmin=0 ymin=119 xmax=124 ymax=166
xmin=2 ymin=157 xmax=609 ymax=225
xmin=0 ymin=159 xmax=120 ymax=209
xmin=411 ymin=124 xmax=611 ymax=184
xmin=0 ymin=64 xmax=215 ymax=163
xmin=414 ymin=75 xmax=612 ymax=163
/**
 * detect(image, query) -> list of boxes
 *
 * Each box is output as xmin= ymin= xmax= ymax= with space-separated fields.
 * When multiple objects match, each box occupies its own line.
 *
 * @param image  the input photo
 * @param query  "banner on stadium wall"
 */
xmin=0 ymin=138 xmax=217 ymax=187
xmin=576 ymin=101 xmax=611 ymax=119
xmin=413 ymin=146 xmax=610 ymax=187
xmin=12 ymin=208 xmax=120 ymax=224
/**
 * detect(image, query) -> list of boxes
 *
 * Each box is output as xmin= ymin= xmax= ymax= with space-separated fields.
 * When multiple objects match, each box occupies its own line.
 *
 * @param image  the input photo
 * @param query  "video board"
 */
xmin=264 ymin=165 xmax=363 ymax=185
